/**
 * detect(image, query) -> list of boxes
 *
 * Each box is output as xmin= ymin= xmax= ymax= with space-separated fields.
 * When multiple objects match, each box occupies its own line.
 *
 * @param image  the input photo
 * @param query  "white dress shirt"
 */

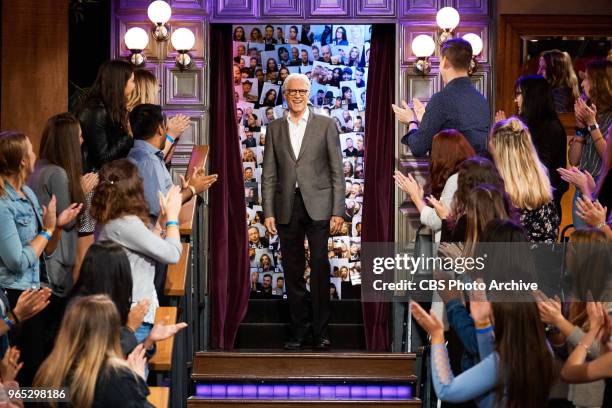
xmin=287 ymin=108 xmax=309 ymax=160
xmin=287 ymin=109 xmax=309 ymax=188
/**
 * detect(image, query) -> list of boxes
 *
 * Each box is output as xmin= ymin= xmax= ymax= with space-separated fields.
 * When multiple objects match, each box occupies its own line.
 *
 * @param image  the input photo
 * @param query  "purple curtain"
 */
xmin=361 ymin=24 xmax=395 ymax=351
xmin=208 ymin=24 xmax=250 ymax=350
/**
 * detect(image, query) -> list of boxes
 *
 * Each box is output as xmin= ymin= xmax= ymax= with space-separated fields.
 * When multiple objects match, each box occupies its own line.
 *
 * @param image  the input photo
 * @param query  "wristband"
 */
xmin=188 ymin=185 xmax=196 ymax=196
xmin=575 ymin=128 xmax=587 ymax=138
xmin=166 ymin=221 xmax=179 ymax=228
xmin=408 ymin=120 xmax=419 ymax=127
xmin=166 ymin=134 xmax=175 ymax=144
xmin=2 ymin=316 xmax=14 ymax=330
xmin=39 ymin=229 xmax=52 ymax=240
xmin=596 ymin=221 xmax=607 ymax=229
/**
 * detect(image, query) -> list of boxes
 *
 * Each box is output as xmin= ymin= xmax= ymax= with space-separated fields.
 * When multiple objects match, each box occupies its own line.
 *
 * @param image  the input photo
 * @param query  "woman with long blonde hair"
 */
xmin=489 ymin=117 xmax=559 ymax=242
xmin=34 ymin=294 xmax=152 ymax=407
xmin=126 ymin=69 xmax=189 ymax=163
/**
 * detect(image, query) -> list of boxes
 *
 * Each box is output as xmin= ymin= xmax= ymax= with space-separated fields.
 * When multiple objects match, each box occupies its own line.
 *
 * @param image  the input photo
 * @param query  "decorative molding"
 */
xmin=356 ymin=0 xmax=396 ymax=17
xmin=308 ymin=0 xmax=350 ymax=18
xmin=261 ymin=0 xmax=303 ymax=17
xmin=399 ymin=0 xmax=443 ymax=19
xmin=170 ymin=0 xmax=208 ymax=11
xmin=214 ymin=0 xmax=257 ymax=19
xmin=405 ymin=71 xmax=440 ymax=102
xmin=119 ymin=0 xmax=151 ymax=8
xmin=164 ymin=62 xmax=206 ymax=106
xmin=450 ymin=0 xmax=488 ymax=16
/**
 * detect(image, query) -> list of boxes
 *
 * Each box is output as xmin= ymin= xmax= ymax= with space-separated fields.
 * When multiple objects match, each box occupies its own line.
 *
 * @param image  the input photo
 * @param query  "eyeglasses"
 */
xmin=285 ymin=89 xmax=309 ymax=96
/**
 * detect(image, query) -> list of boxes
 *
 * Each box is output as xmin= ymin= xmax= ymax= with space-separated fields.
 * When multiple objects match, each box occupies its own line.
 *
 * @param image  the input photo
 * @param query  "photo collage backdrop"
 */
xmin=234 ymin=24 xmax=371 ymax=301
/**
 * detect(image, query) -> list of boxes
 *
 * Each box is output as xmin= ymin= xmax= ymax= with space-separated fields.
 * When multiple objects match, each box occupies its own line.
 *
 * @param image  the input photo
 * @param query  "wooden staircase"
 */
xmin=187 ymin=351 xmax=421 ymax=407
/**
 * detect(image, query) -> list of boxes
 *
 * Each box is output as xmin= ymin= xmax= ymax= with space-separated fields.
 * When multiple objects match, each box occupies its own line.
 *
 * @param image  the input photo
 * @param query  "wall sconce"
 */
xmin=148 ymin=0 xmax=172 ymax=42
xmin=411 ymin=34 xmax=436 ymax=74
xmin=171 ymin=28 xmax=195 ymax=70
xmin=124 ymin=27 xmax=150 ymax=67
xmin=462 ymin=33 xmax=483 ymax=75
xmin=436 ymin=7 xmax=460 ymax=44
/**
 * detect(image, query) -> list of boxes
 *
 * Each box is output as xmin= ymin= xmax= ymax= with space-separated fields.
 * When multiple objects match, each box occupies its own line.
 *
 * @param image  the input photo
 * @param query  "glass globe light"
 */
xmin=171 ymin=28 xmax=195 ymax=51
xmin=411 ymin=34 xmax=436 ymax=58
xmin=436 ymin=7 xmax=460 ymax=30
xmin=124 ymin=27 xmax=149 ymax=50
xmin=147 ymin=0 xmax=172 ymax=24
xmin=462 ymin=33 xmax=483 ymax=55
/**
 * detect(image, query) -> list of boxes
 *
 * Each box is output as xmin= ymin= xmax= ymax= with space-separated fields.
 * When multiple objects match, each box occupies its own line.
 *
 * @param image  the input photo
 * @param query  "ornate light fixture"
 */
xmin=436 ymin=7 xmax=460 ymax=44
xmin=148 ymin=0 xmax=172 ymax=42
xmin=462 ymin=33 xmax=483 ymax=75
xmin=411 ymin=34 xmax=436 ymax=74
xmin=124 ymin=27 xmax=150 ymax=67
xmin=171 ymin=28 xmax=196 ymax=70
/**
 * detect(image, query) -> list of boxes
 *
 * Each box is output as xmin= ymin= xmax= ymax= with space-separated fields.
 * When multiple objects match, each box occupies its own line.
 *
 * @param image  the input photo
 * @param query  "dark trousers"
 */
xmin=277 ymin=190 xmax=330 ymax=340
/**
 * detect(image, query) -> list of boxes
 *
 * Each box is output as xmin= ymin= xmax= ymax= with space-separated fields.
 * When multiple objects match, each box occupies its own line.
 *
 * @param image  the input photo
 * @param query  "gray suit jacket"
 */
xmin=262 ymin=107 xmax=344 ymax=224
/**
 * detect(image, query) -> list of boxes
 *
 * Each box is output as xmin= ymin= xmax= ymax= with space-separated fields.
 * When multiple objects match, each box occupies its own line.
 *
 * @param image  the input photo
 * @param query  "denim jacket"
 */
xmin=0 ymin=182 xmax=43 ymax=290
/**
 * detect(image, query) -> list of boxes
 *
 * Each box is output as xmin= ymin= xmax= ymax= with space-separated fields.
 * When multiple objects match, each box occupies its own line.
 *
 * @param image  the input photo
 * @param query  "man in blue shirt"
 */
xmin=394 ymin=38 xmax=490 ymax=156
xmin=128 ymin=104 xmax=218 ymax=223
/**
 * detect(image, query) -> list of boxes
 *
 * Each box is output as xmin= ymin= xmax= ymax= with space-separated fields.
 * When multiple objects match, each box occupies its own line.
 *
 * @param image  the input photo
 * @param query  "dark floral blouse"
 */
xmin=519 ymin=201 xmax=559 ymax=243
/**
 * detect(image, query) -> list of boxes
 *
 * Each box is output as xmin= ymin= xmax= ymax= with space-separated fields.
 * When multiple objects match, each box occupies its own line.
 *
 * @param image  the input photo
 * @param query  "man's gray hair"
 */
xmin=282 ymin=73 xmax=311 ymax=93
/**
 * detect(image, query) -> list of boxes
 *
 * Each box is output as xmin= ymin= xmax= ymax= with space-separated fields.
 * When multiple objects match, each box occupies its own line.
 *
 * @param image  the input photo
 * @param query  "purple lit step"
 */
xmin=195 ymin=383 xmax=414 ymax=400
xmin=397 ymin=385 xmax=412 ymax=399
xmin=335 ymin=385 xmax=350 ymax=398
xmin=304 ymin=385 xmax=319 ymax=398
xmin=289 ymin=385 xmax=305 ymax=398
xmin=243 ymin=384 xmax=258 ymax=398
xmin=273 ymin=385 xmax=289 ymax=398
xmin=227 ymin=384 xmax=242 ymax=397
xmin=366 ymin=385 xmax=381 ymax=399
xmin=320 ymin=385 xmax=335 ymax=399
xmin=211 ymin=384 xmax=226 ymax=397
xmin=381 ymin=385 xmax=398 ymax=399
xmin=351 ymin=385 xmax=366 ymax=398
xmin=258 ymin=385 xmax=273 ymax=398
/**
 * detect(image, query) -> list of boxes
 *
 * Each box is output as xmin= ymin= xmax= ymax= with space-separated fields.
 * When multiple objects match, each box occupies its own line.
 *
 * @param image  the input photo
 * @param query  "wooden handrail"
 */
xmin=179 ymin=196 xmax=196 ymax=236
xmin=165 ymin=243 xmax=190 ymax=296
xmin=149 ymin=307 xmax=178 ymax=371
xmin=147 ymin=386 xmax=169 ymax=408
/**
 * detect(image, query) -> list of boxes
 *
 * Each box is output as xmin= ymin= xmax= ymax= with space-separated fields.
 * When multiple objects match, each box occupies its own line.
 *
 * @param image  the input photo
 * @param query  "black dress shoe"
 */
xmin=313 ymin=337 xmax=331 ymax=350
xmin=284 ymin=339 xmax=304 ymax=350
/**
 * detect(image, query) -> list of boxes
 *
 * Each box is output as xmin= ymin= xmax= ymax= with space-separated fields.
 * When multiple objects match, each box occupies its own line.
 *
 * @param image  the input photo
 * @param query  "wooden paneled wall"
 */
xmin=1 ymin=1 xmax=69 ymax=152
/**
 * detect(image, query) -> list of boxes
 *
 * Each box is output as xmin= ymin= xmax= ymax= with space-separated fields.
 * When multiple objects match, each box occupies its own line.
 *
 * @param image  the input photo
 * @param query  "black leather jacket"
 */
xmin=78 ymin=99 xmax=133 ymax=172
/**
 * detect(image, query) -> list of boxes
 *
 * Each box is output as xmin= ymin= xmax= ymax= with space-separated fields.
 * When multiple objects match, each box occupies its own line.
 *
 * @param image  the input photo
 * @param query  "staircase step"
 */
xmin=192 ymin=352 xmax=417 ymax=382
xmin=187 ymin=398 xmax=421 ymax=407
xmin=242 ymin=299 xmax=364 ymax=324
xmin=235 ymin=323 xmax=365 ymax=349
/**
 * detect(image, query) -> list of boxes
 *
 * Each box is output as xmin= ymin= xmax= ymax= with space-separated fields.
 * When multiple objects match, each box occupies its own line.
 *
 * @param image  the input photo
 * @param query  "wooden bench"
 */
xmin=165 ymin=243 xmax=190 ymax=297
xmin=147 ymin=386 xmax=170 ymax=408
xmin=149 ymin=306 xmax=178 ymax=371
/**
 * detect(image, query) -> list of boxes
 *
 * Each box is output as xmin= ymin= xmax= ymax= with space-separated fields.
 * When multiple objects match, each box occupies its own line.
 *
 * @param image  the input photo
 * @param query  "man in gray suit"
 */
xmin=262 ymin=73 xmax=344 ymax=350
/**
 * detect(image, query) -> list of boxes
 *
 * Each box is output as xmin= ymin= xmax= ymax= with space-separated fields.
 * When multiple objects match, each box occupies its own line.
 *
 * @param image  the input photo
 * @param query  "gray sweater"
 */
xmin=27 ymin=161 xmax=77 ymax=297
xmin=98 ymin=215 xmax=182 ymax=323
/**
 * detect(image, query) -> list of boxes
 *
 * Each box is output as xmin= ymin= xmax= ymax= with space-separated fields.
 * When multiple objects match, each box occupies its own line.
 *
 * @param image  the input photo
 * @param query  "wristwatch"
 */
xmin=587 ymin=123 xmax=599 ymax=133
